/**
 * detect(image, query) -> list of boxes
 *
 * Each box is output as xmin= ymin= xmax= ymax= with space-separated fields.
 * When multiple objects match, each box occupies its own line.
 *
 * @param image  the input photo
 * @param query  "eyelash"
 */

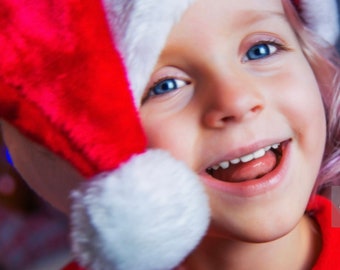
xmin=142 ymin=76 xmax=189 ymax=103
xmin=243 ymin=39 xmax=289 ymax=62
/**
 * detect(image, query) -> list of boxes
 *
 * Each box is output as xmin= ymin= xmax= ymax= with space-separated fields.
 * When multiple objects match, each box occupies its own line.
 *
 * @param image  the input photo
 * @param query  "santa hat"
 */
xmin=0 ymin=0 xmax=338 ymax=270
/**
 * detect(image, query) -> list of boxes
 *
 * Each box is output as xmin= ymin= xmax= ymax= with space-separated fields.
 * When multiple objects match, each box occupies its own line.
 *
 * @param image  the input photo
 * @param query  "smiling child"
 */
xmin=0 ymin=0 xmax=339 ymax=269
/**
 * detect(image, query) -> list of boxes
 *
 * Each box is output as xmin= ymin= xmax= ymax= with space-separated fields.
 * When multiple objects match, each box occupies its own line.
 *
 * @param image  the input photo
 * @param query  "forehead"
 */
xmin=157 ymin=0 xmax=291 ymax=64
xmin=177 ymin=0 xmax=286 ymax=31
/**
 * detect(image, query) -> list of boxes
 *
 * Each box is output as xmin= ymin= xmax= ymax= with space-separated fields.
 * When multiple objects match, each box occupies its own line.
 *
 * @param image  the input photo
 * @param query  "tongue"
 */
xmin=213 ymin=150 xmax=277 ymax=182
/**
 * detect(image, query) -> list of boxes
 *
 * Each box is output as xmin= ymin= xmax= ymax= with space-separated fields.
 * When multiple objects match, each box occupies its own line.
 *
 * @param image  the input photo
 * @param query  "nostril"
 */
xmin=251 ymin=105 xmax=263 ymax=114
xmin=221 ymin=115 xmax=235 ymax=122
xmin=203 ymin=110 xmax=234 ymax=128
xmin=202 ymin=91 xmax=264 ymax=127
xmin=203 ymin=104 xmax=262 ymax=127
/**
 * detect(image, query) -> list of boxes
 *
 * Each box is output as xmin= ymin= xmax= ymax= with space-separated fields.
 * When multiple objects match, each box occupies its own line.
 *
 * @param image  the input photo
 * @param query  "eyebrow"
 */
xmin=233 ymin=10 xmax=287 ymax=28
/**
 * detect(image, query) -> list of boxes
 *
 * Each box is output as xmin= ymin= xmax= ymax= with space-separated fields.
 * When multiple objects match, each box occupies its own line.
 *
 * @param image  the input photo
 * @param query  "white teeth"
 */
xmin=264 ymin=146 xmax=271 ymax=151
xmin=253 ymin=148 xmax=266 ymax=159
xmin=230 ymin=158 xmax=240 ymax=164
xmin=240 ymin=153 xmax=253 ymax=163
xmin=220 ymin=161 xmax=230 ymax=169
xmin=209 ymin=142 xmax=281 ymax=171
xmin=272 ymin=143 xmax=279 ymax=149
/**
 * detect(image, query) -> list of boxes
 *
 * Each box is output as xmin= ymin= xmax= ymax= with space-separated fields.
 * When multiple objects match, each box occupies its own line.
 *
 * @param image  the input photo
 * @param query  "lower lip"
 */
xmin=200 ymin=140 xmax=291 ymax=197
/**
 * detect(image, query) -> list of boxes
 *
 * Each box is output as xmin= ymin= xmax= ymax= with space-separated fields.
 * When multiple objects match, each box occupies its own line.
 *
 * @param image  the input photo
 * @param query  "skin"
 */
xmin=1 ymin=121 xmax=83 ymax=213
xmin=0 ymin=0 xmax=326 ymax=268
xmin=140 ymin=0 xmax=325 ymax=268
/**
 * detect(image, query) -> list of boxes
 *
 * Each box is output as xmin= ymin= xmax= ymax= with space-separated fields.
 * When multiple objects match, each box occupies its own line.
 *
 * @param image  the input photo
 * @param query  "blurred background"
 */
xmin=0 ymin=130 xmax=71 ymax=270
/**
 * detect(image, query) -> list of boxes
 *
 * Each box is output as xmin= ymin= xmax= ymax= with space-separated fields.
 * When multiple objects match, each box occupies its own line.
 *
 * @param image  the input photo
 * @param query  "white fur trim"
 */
xmin=102 ymin=0 xmax=339 ymax=106
xmin=102 ymin=0 xmax=194 ymax=106
xmin=300 ymin=0 xmax=339 ymax=45
xmin=70 ymin=149 xmax=210 ymax=270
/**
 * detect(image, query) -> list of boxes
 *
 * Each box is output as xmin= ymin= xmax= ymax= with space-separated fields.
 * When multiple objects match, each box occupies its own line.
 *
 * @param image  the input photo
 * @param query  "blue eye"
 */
xmin=149 ymin=78 xmax=187 ymax=97
xmin=245 ymin=43 xmax=278 ymax=61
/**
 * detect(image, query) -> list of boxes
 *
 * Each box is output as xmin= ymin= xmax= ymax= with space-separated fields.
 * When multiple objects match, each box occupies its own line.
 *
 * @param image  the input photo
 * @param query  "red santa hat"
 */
xmin=0 ymin=0 xmax=338 ymax=269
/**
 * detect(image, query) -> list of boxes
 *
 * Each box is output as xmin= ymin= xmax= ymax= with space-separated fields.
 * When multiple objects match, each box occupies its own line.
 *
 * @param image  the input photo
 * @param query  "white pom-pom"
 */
xmin=70 ymin=149 xmax=210 ymax=270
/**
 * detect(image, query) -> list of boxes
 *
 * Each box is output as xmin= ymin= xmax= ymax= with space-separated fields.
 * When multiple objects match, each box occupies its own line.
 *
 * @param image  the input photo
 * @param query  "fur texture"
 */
xmin=71 ymin=150 xmax=210 ymax=270
xmin=0 ymin=0 xmax=146 ymax=176
xmin=101 ymin=0 xmax=339 ymax=107
xmin=102 ymin=0 xmax=194 ymax=105
xmin=0 ymin=1 xmax=339 ymax=270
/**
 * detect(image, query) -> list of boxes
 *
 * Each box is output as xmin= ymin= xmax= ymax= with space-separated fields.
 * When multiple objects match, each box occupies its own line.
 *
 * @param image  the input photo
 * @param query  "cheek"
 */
xmin=272 ymin=58 xmax=325 ymax=129
xmin=141 ymin=112 xmax=198 ymax=166
xmin=273 ymin=62 xmax=326 ymax=161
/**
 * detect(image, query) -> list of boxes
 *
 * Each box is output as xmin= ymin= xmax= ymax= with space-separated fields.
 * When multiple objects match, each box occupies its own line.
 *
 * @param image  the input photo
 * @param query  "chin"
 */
xmin=207 ymin=204 xmax=305 ymax=244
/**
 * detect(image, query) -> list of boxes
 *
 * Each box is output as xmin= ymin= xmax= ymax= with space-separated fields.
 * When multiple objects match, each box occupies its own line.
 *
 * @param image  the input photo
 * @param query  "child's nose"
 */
xmin=202 ymin=75 xmax=264 ymax=128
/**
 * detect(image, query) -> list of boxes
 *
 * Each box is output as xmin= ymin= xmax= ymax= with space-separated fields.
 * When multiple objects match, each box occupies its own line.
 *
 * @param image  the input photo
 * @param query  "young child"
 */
xmin=0 ymin=0 xmax=339 ymax=269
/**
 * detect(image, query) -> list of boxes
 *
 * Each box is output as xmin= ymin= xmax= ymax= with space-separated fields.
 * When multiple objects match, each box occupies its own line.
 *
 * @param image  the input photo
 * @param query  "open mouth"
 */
xmin=206 ymin=142 xmax=284 ymax=183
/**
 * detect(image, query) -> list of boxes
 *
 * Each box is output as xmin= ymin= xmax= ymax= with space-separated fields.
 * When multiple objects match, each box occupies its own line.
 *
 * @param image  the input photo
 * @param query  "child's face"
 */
xmin=140 ymin=0 xmax=326 ymax=243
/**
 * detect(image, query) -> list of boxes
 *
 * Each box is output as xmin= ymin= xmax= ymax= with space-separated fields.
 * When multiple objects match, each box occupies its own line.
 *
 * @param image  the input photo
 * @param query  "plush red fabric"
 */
xmin=308 ymin=195 xmax=340 ymax=269
xmin=0 ymin=0 xmax=146 ymax=177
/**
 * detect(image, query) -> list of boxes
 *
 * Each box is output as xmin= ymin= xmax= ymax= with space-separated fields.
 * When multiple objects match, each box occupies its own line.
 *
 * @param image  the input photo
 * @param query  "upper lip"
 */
xmin=200 ymin=138 xmax=290 ymax=172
